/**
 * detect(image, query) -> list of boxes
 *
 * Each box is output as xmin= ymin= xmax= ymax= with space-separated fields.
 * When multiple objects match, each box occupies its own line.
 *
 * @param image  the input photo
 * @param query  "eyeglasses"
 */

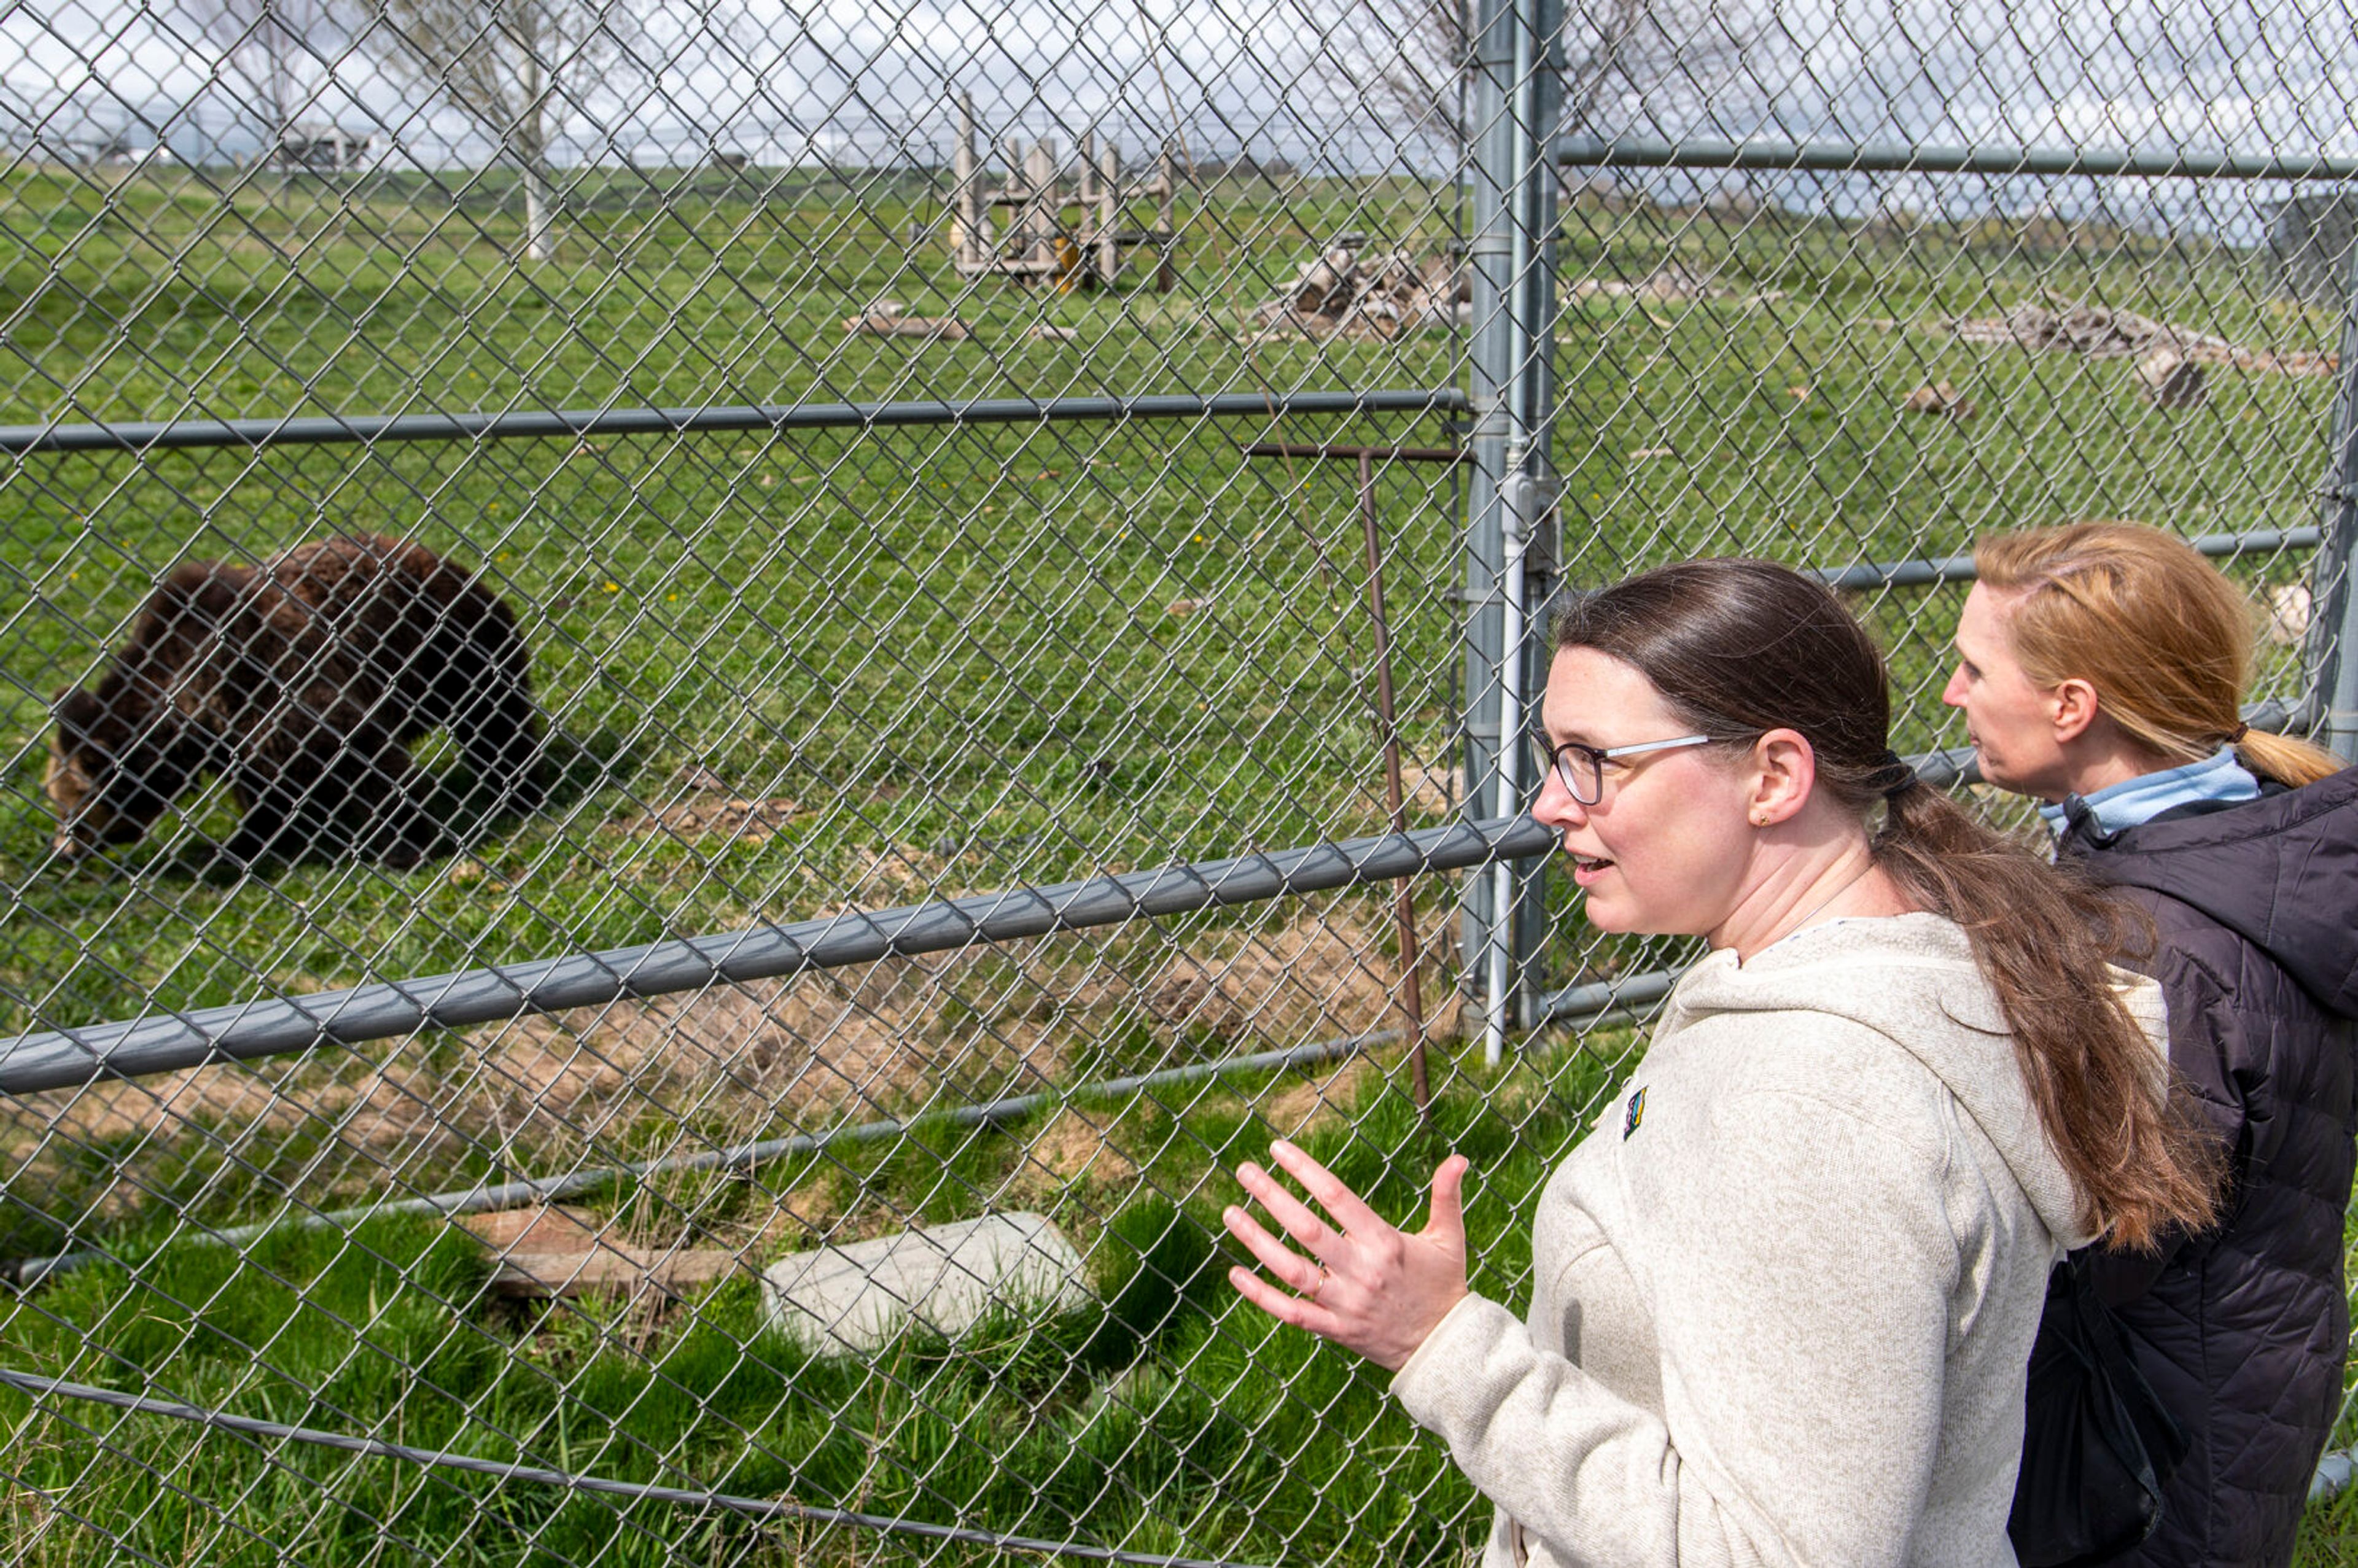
xmin=1543 ymin=733 xmax=1716 ymax=805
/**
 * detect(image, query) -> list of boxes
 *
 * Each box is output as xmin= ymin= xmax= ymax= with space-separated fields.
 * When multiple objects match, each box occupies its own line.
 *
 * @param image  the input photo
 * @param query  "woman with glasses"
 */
xmin=1224 ymin=557 xmax=2218 ymax=1565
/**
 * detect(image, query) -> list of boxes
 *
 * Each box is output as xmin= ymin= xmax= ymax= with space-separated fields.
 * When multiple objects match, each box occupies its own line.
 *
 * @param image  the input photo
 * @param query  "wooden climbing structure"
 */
xmin=947 ymin=94 xmax=1183 ymax=291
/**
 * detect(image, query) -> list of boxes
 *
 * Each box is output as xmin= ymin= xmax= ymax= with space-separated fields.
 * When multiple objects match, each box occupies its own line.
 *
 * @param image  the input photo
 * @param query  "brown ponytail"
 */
xmin=1872 ymin=785 xmax=2217 ymax=1248
xmin=1975 ymin=522 xmax=2342 ymax=788
xmin=1555 ymin=559 xmax=2219 ymax=1249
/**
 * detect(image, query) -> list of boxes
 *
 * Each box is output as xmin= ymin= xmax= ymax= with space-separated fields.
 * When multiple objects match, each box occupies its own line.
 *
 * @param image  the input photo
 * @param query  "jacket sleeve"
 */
xmin=2090 ymin=944 xmax=2253 ymax=1308
xmin=1390 ymin=1087 xmax=1961 ymax=1568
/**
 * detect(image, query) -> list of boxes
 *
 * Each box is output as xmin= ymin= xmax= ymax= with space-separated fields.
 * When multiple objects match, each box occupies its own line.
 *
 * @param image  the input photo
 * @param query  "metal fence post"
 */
xmin=1461 ymin=0 xmax=1563 ymax=1060
xmin=2308 ymin=223 xmax=2358 ymax=763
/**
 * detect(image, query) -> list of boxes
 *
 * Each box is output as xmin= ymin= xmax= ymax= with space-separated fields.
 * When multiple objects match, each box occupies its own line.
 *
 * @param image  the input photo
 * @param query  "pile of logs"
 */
xmin=1250 ymin=239 xmax=1466 ymax=339
xmin=842 ymin=299 xmax=972 ymax=340
xmin=1949 ymin=296 xmax=2335 ymax=379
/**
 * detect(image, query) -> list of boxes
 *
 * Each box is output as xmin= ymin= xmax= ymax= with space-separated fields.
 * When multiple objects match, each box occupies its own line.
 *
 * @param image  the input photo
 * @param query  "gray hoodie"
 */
xmin=1393 ymin=912 xmax=2156 ymax=1567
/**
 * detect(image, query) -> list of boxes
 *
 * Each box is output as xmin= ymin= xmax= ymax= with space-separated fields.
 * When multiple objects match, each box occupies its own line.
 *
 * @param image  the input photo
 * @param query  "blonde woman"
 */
xmin=1947 ymin=521 xmax=2358 ymax=1568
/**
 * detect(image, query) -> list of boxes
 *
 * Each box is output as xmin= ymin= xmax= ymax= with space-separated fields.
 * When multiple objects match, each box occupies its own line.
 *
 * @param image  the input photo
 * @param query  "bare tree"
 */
xmin=183 ymin=0 xmax=351 ymax=165
xmin=1557 ymin=0 xmax=1759 ymax=137
xmin=362 ymin=0 xmax=645 ymax=260
xmin=1326 ymin=0 xmax=1757 ymax=160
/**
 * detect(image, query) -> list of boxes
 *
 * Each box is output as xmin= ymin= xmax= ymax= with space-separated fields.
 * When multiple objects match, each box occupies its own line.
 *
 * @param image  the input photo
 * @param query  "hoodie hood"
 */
xmin=2060 ymin=764 xmax=2358 ymax=1021
xmin=1659 ymin=912 xmax=2147 ymax=1250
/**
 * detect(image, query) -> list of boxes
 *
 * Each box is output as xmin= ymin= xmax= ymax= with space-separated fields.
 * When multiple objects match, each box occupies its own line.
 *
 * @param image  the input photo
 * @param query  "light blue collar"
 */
xmin=2040 ymin=745 xmax=2259 ymax=837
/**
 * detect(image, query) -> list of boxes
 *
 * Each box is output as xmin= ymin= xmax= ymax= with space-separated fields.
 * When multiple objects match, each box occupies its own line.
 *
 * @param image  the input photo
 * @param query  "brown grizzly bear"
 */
xmin=47 ymin=534 xmax=543 ymax=867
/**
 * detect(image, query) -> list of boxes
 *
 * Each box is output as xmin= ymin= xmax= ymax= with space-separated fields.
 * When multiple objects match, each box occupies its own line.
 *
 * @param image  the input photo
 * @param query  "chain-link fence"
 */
xmin=4 ymin=0 xmax=2357 ymax=1560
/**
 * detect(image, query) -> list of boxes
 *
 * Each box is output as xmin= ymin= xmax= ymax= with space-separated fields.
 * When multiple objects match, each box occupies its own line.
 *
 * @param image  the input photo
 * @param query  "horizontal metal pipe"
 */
xmin=2313 ymin=1447 xmax=2356 ymax=1504
xmin=1557 ymin=135 xmax=2358 ymax=182
xmin=1535 ymin=969 xmax=1679 ymax=1027
xmin=0 ymin=1368 xmax=1281 ymax=1568
xmin=4 ymin=1030 xmax=1395 ymax=1287
xmin=0 ymin=817 xmax=1554 ymax=1095
xmin=0 ymin=390 xmax=1469 ymax=457
xmin=1810 ymin=527 xmax=2322 ymax=592
xmin=1909 ymin=745 xmax=1984 ymax=790
xmin=1240 ymin=444 xmax=1468 ymax=463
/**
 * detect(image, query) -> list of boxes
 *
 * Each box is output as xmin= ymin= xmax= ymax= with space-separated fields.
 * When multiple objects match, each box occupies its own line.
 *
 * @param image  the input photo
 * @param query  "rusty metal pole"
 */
xmin=1356 ymin=448 xmax=1433 ymax=1122
xmin=1242 ymin=441 xmax=1466 ymax=1125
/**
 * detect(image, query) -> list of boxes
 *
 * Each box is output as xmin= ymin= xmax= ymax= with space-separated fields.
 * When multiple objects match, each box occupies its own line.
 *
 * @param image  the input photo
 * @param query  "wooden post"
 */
xmin=1096 ymin=138 xmax=1120 ymax=288
xmin=1000 ymin=134 xmax=1029 ymax=281
xmin=1156 ymin=142 xmax=1178 ymax=293
xmin=1024 ymin=138 xmax=1059 ymax=281
xmin=952 ymin=93 xmax=981 ymax=271
xmin=1078 ymin=131 xmax=1097 ymax=290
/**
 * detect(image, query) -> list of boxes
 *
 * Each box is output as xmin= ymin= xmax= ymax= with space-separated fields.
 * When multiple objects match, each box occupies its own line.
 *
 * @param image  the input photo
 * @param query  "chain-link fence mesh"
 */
xmin=3 ymin=0 xmax=2357 ymax=1561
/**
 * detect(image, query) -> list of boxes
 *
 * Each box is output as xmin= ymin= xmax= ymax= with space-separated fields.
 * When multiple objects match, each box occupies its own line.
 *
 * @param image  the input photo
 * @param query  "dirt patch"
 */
xmin=21 ymin=1050 xmax=462 ymax=1163
xmin=602 ymin=793 xmax=803 ymax=841
xmin=1258 ymin=1055 xmax=1376 ymax=1137
xmin=4 ymin=908 xmax=1437 ymax=1254
xmin=1010 ymin=1107 xmax=1136 ymax=1199
xmin=1402 ymin=764 xmax=1455 ymax=818
xmin=1145 ymin=917 xmax=1401 ymax=1041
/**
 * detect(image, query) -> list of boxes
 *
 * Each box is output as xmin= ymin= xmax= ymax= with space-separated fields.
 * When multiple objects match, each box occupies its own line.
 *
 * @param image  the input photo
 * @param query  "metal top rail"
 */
xmin=1812 ymin=526 xmax=2322 ymax=592
xmin=0 ymin=390 xmax=1469 ymax=457
xmin=1556 ymin=135 xmax=2358 ymax=182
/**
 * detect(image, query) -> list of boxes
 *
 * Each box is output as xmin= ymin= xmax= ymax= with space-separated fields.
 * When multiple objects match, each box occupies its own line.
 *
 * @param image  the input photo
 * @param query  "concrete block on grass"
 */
xmin=762 ymin=1211 xmax=1092 ymax=1354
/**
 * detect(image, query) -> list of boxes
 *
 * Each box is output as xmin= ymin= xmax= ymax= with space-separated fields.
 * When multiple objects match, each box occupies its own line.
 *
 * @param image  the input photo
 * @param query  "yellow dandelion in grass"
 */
xmin=603 ymin=581 xmax=620 ymax=593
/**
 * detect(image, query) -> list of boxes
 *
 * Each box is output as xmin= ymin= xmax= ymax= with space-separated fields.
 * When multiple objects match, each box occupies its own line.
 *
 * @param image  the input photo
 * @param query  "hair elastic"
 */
xmin=1877 ymin=748 xmax=1920 ymax=799
xmin=2230 ymin=721 xmax=2251 ymax=743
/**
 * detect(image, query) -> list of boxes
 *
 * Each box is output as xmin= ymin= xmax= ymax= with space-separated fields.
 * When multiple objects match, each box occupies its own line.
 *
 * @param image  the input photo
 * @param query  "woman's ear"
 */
xmin=1746 ymin=728 xmax=1817 ymax=827
xmin=2049 ymin=677 xmax=2103 ymax=744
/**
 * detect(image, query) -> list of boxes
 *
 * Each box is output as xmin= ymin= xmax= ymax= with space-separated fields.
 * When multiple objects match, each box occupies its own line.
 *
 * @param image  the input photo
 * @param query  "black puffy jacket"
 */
xmin=2056 ymin=764 xmax=2358 ymax=1568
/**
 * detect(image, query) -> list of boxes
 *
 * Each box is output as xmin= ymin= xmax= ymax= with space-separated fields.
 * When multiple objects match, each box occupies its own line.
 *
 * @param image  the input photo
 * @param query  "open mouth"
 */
xmin=1568 ymin=852 xmax=1614 ymax=882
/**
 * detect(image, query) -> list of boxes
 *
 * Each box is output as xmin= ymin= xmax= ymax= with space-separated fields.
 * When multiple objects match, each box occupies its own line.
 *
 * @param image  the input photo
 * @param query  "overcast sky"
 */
xmin=6 ymin=0 xmax=2355 ymax=204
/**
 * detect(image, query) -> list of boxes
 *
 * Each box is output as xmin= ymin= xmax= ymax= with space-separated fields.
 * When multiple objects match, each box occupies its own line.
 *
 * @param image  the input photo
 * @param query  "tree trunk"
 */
xmin=521 ymin=161 xmax=554 ymax=261
xmin=517 ymin=46 xmax=554 ymax=263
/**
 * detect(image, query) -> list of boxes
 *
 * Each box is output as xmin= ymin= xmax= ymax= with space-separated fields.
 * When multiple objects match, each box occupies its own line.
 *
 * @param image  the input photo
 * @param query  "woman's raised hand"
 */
xmin=1223 ymin=1139 xmax=1471 ymax=1372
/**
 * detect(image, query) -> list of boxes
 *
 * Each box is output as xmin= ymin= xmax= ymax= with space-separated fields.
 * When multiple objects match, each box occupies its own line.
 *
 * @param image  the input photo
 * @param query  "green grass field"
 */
xmin=0 ymin=1038 xmax=1630 ymax=1567
xmin=2 ymin=161 xmax=2353 ymax=1561
xmin=2 ymin=164 xmax=2336 ymax=1035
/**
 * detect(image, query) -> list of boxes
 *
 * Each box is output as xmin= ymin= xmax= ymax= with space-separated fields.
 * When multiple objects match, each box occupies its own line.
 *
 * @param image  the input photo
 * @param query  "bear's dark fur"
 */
xmin=47 ymin=534 xmax=543 ymax=867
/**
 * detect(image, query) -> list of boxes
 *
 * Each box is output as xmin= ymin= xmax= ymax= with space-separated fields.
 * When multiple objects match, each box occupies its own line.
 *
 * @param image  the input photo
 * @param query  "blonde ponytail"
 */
xmin=2238 ymin=730 xmax=2342 ymax=789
